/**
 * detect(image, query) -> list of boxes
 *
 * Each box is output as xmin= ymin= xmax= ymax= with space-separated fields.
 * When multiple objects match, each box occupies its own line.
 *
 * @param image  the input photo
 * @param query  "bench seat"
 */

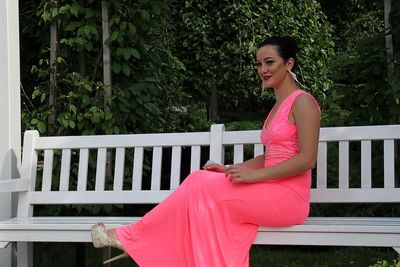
xmin=1 ymin=216 xmax=399 ymax=252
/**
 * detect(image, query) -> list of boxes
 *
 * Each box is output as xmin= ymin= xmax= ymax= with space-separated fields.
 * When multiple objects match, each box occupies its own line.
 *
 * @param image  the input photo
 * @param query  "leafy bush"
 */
xmin=370 ymin=258 xmax=400 ymax=267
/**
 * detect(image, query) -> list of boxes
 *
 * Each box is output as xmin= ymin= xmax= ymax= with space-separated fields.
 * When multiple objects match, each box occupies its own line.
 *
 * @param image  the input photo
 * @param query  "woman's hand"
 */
xmin=225 ymin=164 xmax=259 ymax=183
xmin=203 ymin=162 xmax=227 ymax=173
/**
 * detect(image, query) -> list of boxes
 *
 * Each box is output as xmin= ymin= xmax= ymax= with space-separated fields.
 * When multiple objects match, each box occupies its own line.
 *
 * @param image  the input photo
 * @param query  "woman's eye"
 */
xmin=266 ymin=60 xmax=274 ymax=65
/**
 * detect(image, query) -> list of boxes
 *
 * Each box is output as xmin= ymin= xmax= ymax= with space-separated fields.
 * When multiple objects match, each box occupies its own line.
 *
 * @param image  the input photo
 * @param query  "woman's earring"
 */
xmin=259 ymin=82 xmax=265 ymax=98
xmin=288 ymin=69 xmax=306 ymax=88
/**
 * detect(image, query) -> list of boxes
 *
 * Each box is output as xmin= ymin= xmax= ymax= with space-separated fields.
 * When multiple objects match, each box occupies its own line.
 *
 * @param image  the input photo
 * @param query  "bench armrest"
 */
xmin=0 ymin=178 xmax=30 ymax=193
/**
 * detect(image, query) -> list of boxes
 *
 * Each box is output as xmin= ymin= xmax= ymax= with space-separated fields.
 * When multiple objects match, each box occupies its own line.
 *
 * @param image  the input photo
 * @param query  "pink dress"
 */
xmin=116 ymin=90 xmax=318 ymax=267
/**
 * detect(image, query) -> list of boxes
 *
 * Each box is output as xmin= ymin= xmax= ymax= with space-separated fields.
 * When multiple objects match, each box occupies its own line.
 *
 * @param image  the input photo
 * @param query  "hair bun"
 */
xmin=258 ymin=36 xmax=299 ymax=70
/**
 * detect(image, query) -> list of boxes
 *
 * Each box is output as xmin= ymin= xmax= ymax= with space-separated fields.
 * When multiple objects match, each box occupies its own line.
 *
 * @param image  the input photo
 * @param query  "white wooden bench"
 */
xmin=1 ymin=124 xmax=400 ymax=266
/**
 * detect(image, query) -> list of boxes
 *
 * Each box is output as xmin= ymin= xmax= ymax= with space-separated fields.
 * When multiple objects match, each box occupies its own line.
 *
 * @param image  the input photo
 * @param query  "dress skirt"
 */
xmin=116 ymin=169 xmax=310 ymax=267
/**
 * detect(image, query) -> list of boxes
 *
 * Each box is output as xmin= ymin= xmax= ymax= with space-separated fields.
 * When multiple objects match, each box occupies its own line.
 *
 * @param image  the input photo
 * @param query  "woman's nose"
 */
xmin=259 ymin=64 xmax=268 ymax=74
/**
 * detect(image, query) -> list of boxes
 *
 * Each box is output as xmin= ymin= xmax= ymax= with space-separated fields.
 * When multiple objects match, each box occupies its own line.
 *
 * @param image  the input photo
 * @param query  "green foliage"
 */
xmin=23 ymin=0 xmax=190 ymax=137
xmin=370 ymin=257 xmax=400 ymax=267
xmin=323 ymin=34 xmax=389 ymax=126
xmin=323 ymin=33 xmax=400 ymax=126
xmin=172 ymin=0 xmax=334 ymax=119
xmin=319 ymin=0 xmax=400 ymax=127
xmin=318 ymin=0 xmax=384 ymax=53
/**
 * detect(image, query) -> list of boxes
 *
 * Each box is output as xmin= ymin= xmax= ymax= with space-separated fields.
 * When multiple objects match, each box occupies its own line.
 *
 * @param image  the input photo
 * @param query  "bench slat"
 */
xmin=316 ymin=142 xmax=327 ymax=189
xmin=319 ymin=125 xmax=400 ymax=141
xmin=223 ymin=130 xmax=261 ymax=145
xmin=339 ymin=141 xmax=349 ymax=188
xmin=151 ymin=147 xmax=162 ymax=190
xmin=28 ymin=191 xmax=171 ymax=204
xmin=170 ymin=146 xmax=181 ymax=190
xmin=234 ymin=144 xmax=244 ymax=164
xmin=0 ymin=179 xmax=30 ymax=192
xmin=384 ymin=140 xmax=395 ymax=188
xmin=77 ymin=148 xmax=89 ymax=191
xmin=2 ymin=216 xmax=400 ymax=231
xmin=113 ymin=148 xmax=125 ymax=191
xmin=210 ymin=124 xmax=224 ymax=163
xmin=190 ymin=146 xmax=201 ymax=172
xmin=42 ymin=150 xmax=54 ymax=192
xmin=59 ymin=149 xmax=71 ymax=191
xmin=132 ymin=147 xmax=144 ymax=190
xmin=311 ymin=188 xmax=400 ymax=202
xmin=254 ymin=232 xmax=400 ymax=247
xmin=35 ymin=132 xmax=211 ymax=149
xmin=254 ymin=144 xmax=264 ymax=157
xmin=361 ymin=140 xmax=372 ymax=188
xmin=26 ymin=188 xmax=400 ymax=204
xmin=95 ymin=148 xmax=107 ymax=191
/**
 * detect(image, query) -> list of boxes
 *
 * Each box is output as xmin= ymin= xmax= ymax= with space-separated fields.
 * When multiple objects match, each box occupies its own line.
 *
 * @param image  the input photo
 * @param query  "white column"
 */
xmin=0 ymin=0 xmax=22 ymax=266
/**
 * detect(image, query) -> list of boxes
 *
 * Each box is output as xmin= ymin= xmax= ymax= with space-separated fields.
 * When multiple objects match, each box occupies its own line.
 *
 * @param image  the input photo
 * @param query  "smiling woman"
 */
xmin=257 ymin=36 xmax=299 ymax=94
xmin=90 ymin=36 xmax=321 ymax=267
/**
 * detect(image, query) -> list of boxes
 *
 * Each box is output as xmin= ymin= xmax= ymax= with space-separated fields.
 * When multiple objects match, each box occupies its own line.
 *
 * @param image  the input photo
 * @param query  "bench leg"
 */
xmin=16 ymin=242 xmax=33 ymax=267
xmin=393 ymin=247 xmax=400 ymax=254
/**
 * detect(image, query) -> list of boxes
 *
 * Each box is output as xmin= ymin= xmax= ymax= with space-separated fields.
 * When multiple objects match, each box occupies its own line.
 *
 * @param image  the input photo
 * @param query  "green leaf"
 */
xmin=83 ymin=83 xmax=92 ymax=92
xmin=85 ymin=9 xmax=95 ymax=19
xmin=131 ymin=49 xmax=140 ymax=59
xmin=110 ymin=31 xmax=119 ymax=43
xmin=40 ymin=93 xmax=47 ymax=103
xmin=32 ymin=89 xmax=40 ymax=99
xmin=150 ymin=3 xmax=161 ymax=15
xmin=65 ymin=22 xmax=78 ymax=31
xmin=121 ymin=48 xmax=131 ymax=61
xmin=42 ymin=12 xmax=51 ymax=22
xmin=75 ymin=37 xmax=87 ymax=46
xmin=52 ymin=8 xmax=59 ymax=18
xmin=121 ymin=63 xmax=131 ymax=76
xmin=59 ymin=5 xmax=70 ymax=15
xmin=70 ymin=104 xmax=77 ymax=114
xmin=112 ymin=61 xmax=121 ymax=74
xmin=127 ymin=24 xmax=136 ymax=36
xmin=69 ymin=120 xmax=76 ymax=129
xmin=105 ymin=112 xmax=113 ymax=120
xmin=89 ymin=106 xmax=98 ymax=113
xmin=140 ymin=10 xmax=150 ymax=21
xmin=70 ymin=3 xmax=79 ymax=17
xmin=37 ymin=121 xmax=46 ymax=134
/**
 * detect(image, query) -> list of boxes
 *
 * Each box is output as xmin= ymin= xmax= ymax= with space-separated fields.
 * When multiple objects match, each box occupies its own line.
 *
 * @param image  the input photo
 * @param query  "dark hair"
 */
xmin=258 ymin=36 xmax=299 ymax=70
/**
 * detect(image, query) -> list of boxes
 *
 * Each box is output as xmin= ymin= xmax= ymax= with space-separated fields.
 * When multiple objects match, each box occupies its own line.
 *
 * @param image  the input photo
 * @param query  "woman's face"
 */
xmin=256 ymin=45 xmax=291 ymax=89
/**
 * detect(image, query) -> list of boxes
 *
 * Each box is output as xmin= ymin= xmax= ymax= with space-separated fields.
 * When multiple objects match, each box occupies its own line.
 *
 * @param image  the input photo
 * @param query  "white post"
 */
xmin=0 ymin=0 xmax=22 ymax=266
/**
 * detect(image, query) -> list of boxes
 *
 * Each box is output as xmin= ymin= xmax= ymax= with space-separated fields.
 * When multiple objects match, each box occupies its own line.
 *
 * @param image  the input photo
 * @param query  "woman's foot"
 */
xmin=91 ymin=223 xmax=128 ymax=264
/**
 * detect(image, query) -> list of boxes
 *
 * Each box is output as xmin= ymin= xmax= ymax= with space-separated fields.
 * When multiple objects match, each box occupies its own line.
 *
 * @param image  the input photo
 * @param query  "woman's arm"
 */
xmin=240 ymin=155 xmax=265 ymax=169
xmin=226 ymin=94 xmax=320 ymax=183
xmin=203 ymin=155 xmax=264 ymax=173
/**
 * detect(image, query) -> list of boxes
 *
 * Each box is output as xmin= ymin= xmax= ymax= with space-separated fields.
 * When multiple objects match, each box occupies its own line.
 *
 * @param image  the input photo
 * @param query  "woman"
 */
xmin=91 ymin=36 xmax=321 ymax=266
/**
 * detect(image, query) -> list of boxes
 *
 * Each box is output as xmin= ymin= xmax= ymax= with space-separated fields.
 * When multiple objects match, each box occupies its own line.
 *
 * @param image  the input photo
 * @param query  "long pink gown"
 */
xmin=116 ymin=90 xmax=318 ymax=267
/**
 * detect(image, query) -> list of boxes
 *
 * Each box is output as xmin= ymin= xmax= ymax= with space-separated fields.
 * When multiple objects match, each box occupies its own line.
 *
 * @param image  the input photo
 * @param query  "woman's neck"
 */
xmin=273 ymin=78 xmax=299 ymax=104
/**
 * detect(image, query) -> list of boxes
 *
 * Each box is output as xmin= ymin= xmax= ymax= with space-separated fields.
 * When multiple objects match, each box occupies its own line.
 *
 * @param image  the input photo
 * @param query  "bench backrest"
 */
xmin=216 ymin=124 xmax=400 ymax=203
xmin=18 ymin=124 xmax=400 ymax=217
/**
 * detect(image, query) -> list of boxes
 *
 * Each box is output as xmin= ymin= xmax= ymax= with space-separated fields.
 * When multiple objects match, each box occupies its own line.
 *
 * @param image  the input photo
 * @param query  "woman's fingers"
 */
xmin=204 ymin=163 xmax=226 ymax=173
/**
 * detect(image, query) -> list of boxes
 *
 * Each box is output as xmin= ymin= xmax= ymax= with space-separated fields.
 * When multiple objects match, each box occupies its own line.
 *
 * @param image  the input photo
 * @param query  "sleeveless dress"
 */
xmin=116 ymin=90 xmax=318 ymax=267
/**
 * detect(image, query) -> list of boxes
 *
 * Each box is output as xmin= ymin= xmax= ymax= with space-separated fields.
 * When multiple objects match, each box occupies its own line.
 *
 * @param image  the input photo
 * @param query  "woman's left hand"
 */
xmin=225 ymin=165 xmax=259 ymax=183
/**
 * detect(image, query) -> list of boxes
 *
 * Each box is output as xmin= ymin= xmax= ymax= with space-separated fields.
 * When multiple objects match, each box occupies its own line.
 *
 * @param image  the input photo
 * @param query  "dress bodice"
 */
xmin=260 ymin=90 xmax=317 ymax=168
